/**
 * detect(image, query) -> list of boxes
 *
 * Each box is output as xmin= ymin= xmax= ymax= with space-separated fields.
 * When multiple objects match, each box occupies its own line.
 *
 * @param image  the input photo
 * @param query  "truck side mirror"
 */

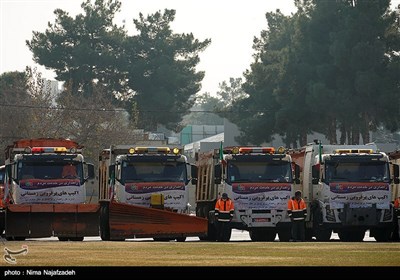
xmin=5 ymin=164 xmax=14 ymax=182
xmin=108 ymin=164 xmax=115 ymax=183
xmin=190 ymin=164 xmax=198 ymax=185
xmin=190 ymin=164 xmax=198 ymax=179
xmin=294 ymin=164 xmax=301 ymax=184
xmin=86 ymin=163 xmax=95 ymax=179
xmin=214 ymin=164 xmax=222 ymax=184
xmin=312 ymin=164 xmax=320 ymax=184
xmin=393 ymin=164 xmax=400 ymax=184
xmin=5 ymin=164 xmax=12 ymax=178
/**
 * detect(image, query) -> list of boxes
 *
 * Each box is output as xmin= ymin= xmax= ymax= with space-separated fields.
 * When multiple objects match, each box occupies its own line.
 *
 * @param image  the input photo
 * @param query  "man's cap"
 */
xmin=295 ymin=190 xmax=302 ymax=196
xmin=222 ymin=193 xmax=228 ymax=199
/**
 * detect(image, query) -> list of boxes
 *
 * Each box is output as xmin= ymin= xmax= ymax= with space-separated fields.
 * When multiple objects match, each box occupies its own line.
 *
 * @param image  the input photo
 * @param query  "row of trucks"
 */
xmin=0 ymin=138 xmax=207 ymax=241
xmin=194 ymin=142 xmax=400 ymax=242
xmin=0 ymin=138 xmax=399 ymax=242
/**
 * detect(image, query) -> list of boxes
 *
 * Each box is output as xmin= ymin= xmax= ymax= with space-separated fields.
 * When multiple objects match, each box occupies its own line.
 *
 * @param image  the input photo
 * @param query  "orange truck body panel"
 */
xmin=5 ymin=204 xmax=100 ymax=238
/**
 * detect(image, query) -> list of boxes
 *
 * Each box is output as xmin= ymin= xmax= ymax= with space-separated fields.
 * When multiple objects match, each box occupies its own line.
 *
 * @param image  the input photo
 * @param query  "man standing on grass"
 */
xmin=215 ymin=192 xmax=234 ymax=242
xmin=287 ymin=190 xmax=307 ymax=242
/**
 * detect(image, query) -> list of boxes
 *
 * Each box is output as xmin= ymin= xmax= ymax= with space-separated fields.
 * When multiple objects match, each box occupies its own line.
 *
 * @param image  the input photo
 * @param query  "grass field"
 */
xmin=2 ymin=240 xmax=400 ymax=267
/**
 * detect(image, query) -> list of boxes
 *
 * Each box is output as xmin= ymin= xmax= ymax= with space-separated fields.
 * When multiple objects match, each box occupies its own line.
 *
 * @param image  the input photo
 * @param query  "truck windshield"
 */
xmin=227 ymin=161 xmax=292 ymax=183
xmin=121 ymin=161 xmax=187 ymax=184
xmin=325 ymin=161 xmax=389 ymax=183
xmin=18 ymin=161 xmax=83 ymax=181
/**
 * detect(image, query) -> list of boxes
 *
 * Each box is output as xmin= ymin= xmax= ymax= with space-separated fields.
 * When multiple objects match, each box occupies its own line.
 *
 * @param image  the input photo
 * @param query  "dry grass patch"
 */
xmin=1 ymin=240 xmax=400 ymax=266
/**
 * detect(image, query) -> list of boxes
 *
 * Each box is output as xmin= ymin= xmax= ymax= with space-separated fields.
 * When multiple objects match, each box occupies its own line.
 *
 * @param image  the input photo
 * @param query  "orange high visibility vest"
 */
xmin=215 ymin=198 xmax=234 ymax=222
xmin=395 ymin=197 xmax=400 ymax=209
xmin=287 ymin=198 xmax=307 ymax=221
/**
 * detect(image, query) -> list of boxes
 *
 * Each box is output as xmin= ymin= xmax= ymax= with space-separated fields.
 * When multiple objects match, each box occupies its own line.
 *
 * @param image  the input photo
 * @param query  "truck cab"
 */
xmin=300 ymin=143 xmax=399 ymax=242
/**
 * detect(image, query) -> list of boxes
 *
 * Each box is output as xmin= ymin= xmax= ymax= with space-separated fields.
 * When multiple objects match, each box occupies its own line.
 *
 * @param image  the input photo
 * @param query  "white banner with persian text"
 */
xmin=328 ymin=183 xmax=390 ymax=209
xmin=15 ymin=179 xmax=85 ymax=204
xmin=118 ymin=182 xmax=189 ymax=210
xmin=232 ymin=183 xmax=292 ymax=210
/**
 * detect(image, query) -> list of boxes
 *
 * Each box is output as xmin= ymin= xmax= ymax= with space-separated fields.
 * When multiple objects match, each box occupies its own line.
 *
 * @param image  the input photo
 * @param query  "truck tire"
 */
xmin=338 ymin=229 xmax=365 ymax=242
xmin=249 ymin=229 xmax=276 ymax=241
xmin=314 ymin=227 xmax=332 ymax=241
xmin=312 ymin=206 xmax=332 ymax=241
xmin=69 ymin=237 xmax=84 ymax=241
xmin=197 ymin=204 xmax=217 ymax=241
xmin=206 ymin=219 xmax=218 ymax=241
xmin=153 ymin=237 xmax=172 ymax=241
xmin=100 ymin=203 xmax=110 ymax=241
xmin=277 ymin=229 xmax=291 ymax=242
xmin=0 ymin=215 xmax=4 ymax=236
xmin=370 ymin=228 xmax=392 ymax=242
xmin=6 ymin=236 xmax=26 ymax=241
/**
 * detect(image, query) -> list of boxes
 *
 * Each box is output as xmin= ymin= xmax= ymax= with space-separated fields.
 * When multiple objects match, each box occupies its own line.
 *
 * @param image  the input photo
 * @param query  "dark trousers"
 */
xmin=216 ymin=221 xmax=231 ymax=242
xmin=291 ymin=220 xmax=305 ymax=241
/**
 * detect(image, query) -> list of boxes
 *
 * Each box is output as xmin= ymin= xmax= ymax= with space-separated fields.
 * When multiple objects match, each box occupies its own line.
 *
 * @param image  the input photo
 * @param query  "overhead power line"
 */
xmin=0 ymin=103 xmax=264 ymax=113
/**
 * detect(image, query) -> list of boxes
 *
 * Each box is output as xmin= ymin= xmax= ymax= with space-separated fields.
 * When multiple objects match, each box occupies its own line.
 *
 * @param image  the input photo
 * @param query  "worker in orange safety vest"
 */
xmin=287 ymin=190 xmax=307 ymax=242
xmin=215 ymin=192 xmax=234 ymax=242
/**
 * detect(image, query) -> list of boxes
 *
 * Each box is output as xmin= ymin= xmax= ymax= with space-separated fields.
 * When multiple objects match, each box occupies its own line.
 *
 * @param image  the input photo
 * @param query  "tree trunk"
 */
xmin=300 ymin=131 xmax=307 ymax=147
xmin=340 ymin=123 xmax=346 ymax=144
xmin=352 ymin=126 xmax=360 ymax=144
xmin=330 ymin=118 xmax=337 ymax=144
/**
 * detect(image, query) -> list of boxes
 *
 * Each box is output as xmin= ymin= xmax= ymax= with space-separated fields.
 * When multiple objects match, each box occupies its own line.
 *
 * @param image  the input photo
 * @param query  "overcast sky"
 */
xmin=1 ymin=0 xmax=399 ymax=95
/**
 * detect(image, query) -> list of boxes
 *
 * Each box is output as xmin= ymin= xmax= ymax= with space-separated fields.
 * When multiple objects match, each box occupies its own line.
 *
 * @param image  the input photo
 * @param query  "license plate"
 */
xmin=253 ymin=218 xmax=270 ymax=222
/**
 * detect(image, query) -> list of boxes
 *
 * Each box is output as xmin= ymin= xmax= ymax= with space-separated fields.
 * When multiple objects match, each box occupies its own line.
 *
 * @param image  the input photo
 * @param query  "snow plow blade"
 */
xmin=99 ymin=200 xmax=208 ymax=240
xmin=5 ymin=204 xmax=100 ymax=239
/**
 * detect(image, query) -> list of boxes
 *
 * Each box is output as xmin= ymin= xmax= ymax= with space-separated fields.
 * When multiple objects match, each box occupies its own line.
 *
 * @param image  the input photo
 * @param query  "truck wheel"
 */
xmin=100 ymin=203 xmax=110 ymax=241
xmin=250 ymin=229 xmax=276 ymax=241
xmin=313 ymin=206 xmax=332 ymax=241
xmin=153 ymin=237 xmax=171 ymax=241
xmin=110 ymin=238 xmax=125 ymax=241
xmin=338 ymin=229 xmax=364 ymax=242
xmin=204 ymin=210 xmax=218 ymax=241
xmin=176 ymin=237 xmax=186 ymax=242
xmin=206 ymin=221 xmax=218 ymax=241
xmin=277 ymin=229 xmax=291 ymax=242
xmin=314 ymin=227 xmax=332 ymax=241
xmin=70 ymin=237 xmax=84 ymax=241
xmin=371 ymin=228 xmax=391 ymax=242
xmin=0 ymin=220 xmax=4 ymax=236
xmin=4 ymin=236 xmax=25 ymax=241
xmin=305 ymin=228 xmax=313 ymax=241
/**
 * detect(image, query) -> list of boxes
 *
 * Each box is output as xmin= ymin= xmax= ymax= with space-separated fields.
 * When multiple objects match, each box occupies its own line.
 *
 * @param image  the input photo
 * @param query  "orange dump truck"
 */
xmin=2 ymin=138 xmax=99 ymax=241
